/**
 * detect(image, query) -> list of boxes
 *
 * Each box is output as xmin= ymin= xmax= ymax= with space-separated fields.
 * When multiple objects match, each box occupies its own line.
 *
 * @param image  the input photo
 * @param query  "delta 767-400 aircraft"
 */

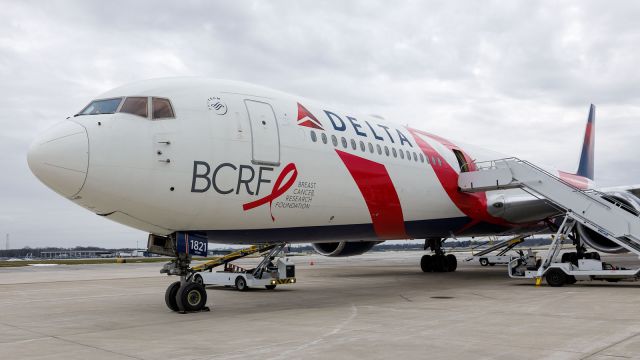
xmin=27 ymin=78 xmax=640 ymax=312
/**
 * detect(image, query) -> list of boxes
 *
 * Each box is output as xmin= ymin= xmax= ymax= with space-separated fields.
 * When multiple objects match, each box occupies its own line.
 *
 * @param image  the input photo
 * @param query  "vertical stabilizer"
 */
xmin=577 ymin=104 xmax=595 ymax=180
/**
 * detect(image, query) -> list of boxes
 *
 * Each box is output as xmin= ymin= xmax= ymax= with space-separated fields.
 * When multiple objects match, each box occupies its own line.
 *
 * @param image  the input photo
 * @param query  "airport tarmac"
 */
xmin=0 ymin=251 xmax=639 ymax=360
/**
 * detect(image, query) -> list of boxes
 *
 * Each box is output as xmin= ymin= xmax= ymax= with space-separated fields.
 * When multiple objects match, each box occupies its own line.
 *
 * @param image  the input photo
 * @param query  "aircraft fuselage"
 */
xmin=28 ymin=78 xmax=583 ymax=244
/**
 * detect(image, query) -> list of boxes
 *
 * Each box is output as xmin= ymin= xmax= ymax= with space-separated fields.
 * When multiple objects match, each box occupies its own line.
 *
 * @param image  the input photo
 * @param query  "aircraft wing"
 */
xmin=598 ymin=184 xmax=640 ymax=198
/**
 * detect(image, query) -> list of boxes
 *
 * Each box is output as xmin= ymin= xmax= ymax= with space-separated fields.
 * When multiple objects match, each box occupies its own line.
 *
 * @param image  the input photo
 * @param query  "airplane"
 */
xmin=27 ymin=77 xmax=640 ymax=312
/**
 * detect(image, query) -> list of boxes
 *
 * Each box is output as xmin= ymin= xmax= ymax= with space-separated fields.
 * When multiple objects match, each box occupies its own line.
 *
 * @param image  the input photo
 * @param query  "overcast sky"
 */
xmin=2 ymin=1 xmax=640 ymax=249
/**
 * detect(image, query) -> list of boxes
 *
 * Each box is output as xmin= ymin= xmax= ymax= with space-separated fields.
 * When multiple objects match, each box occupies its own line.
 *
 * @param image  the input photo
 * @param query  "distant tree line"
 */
xmin=0 ymin=246 xmax=135 ymax=258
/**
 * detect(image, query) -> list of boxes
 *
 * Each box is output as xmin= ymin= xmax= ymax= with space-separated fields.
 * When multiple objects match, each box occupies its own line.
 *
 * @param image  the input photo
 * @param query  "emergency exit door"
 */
xmin=244 ymin=100 xmax=280 ymax=165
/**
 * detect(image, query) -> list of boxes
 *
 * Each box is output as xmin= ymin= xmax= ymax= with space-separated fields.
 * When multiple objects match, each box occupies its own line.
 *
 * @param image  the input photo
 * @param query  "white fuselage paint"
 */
xmin=28 ymin=78 xmax=587 ymax=244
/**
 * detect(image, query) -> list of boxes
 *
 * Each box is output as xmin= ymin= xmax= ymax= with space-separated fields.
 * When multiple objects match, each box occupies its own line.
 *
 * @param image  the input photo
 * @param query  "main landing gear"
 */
xmin=421 ymin=237 xmax=457 ymax=273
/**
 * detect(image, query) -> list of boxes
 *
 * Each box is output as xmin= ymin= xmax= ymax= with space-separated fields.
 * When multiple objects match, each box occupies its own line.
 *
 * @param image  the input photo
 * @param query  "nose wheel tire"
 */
xmin=479 ymin=258 xmax=489 ymax=266
xmin=165 ymin=281 xmax=181 ymax=312
xmin=176 ymin=282 xmax=208 ymax=312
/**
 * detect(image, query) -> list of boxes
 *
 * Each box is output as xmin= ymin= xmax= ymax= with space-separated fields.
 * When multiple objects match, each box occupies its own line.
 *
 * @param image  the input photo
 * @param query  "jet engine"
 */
xmin=311 ymin=241 xmax=380 ymax=257
xmin=576 ymin=191 xmax=640 ymax=253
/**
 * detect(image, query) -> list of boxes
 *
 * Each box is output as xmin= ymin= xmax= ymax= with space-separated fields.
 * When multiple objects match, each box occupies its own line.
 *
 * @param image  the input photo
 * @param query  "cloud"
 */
xmin=1 ymin=0 xmax=639 ymax=248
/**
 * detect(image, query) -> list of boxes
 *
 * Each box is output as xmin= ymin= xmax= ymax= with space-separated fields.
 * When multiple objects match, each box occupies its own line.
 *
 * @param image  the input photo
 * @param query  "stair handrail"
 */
xmin=471 ymin=157 xmax=640 ymax=218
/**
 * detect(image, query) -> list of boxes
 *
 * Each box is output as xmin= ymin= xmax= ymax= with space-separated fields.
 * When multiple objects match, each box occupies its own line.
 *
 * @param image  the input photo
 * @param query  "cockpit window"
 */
xmin=152 ymin=97 xmax=175 ymax=119
xmin=77 ymin=98 xmax=122 ymax=116
xmin=120 ymin=97 xmax=148 ymax=118
xmin=77 ymin=96 xmax=174 ymax=120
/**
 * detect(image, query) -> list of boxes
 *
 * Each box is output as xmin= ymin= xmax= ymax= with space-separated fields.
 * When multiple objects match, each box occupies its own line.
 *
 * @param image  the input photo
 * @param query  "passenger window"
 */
xmin=419 ymin=153 xmax=424 ymax=163
xmin=350 ymin=139 xmax=357 ymax=150
xmin=399 ymin=149 xmax=404 ymax=159
xmin=392 ymin=148 xmax=397 ymax=158
xmin=152 ymin=97 xmax=174 ymax=119
xmin=425 ymin=156 xmax=430 ymax=164
xmin=413 ymin=152 xmax=418 ymax=162
xmin=406 ymin=150 xmax=412 ymax=161
xmin=431 ymin=156 xmax=436 ymax=164
xmin=311 ymin=131 xmax=317 ymax=142
xmin=321 ymin=133 xmax=328 ymax=144
xmin=368 ymin=143 xmax=374 ymax=153
xmin=332 ymin=135 xmax=338 ymax=146
xmin=360 ymin=141 xmax=365 ymax=152
xmin=377 ymin=144 xmax=382 ymax=155
xmin=437 ymin=158 xmax=442 ymax=166
xmin=120 ymin=97 xmax=148 ymax=118
xmin=341 ymin=137 xmax=348 ymax=148
xmin=384 ymin=146 xmax=390 ymax=156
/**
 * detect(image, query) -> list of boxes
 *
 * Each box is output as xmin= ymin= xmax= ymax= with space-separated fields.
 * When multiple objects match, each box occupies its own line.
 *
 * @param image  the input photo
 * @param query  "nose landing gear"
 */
xmin=149 ymin=232 xmax=212 ymax=313
xmin=152 ymin=232 xmax=292 ymax=312
xmin=421 ymin=238 xmax=457 ymax=272
xmin=164 ymin=280 xmax=210 ymax=313
xmin=161 ymin=254 xmax=210 ymax=313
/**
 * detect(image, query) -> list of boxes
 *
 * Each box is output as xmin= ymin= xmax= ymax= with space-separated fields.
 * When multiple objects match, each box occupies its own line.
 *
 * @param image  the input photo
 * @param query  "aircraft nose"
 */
xmin=27 ymin=121 xmax=89 ymax=198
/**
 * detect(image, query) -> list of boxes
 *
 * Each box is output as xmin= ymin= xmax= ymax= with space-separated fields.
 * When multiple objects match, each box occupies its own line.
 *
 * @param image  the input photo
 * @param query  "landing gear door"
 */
xmin=244 ymin=100 xmax=280 ymax=166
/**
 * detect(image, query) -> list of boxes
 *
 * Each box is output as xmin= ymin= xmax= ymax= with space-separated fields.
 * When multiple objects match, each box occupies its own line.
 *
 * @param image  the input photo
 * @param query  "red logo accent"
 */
xmin=297 ymin=103 xmax=323 ymax=130
xmin=242 ymin=163 xmax=298 ymax=221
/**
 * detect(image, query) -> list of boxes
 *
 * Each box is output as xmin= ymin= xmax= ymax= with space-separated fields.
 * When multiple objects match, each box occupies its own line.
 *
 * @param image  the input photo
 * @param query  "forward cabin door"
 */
xmin=244 ymin=99 xmax=280 ymax=166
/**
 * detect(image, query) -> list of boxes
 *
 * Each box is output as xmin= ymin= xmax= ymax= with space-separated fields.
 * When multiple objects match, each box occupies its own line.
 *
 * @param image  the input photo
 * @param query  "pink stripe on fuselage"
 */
xmin=407 ymin=127 xmax=509 ymax=232
xmin=335 ymin=150 xmax=408 ymax=239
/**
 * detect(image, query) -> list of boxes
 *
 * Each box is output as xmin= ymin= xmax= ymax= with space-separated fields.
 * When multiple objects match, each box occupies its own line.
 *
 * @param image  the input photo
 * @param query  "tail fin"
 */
xmin=576 ymin=104 xmax=595 ymax=180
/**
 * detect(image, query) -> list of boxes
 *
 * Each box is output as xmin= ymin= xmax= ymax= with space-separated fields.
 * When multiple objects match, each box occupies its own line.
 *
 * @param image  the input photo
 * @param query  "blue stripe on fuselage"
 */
xmin=200 ymin=217 xmax=512 ymax=244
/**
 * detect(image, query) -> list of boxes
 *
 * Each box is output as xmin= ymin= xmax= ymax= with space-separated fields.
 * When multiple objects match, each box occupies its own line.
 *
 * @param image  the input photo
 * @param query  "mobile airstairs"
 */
xmin=458 ymin=158 xmax=640 ymax=286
